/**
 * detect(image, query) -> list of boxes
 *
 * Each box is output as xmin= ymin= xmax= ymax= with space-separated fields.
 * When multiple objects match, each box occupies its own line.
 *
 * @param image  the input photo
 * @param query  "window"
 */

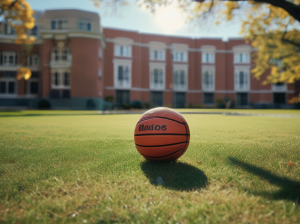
xmin=173 ymin=51 xmax=188 ymax=62
xmin=78 ymin=19 xmax=91 ymax=31
xmin=113 ymin=59 xmax=132 ymax=88
xmin=173 ymin=70 xmax=187 ymax=90
xmin=51 ymin=19 xmax=67 ymax=30
xmin=150 ymin=50 xmax=165 ymax=61
xmin=51 ymin=48 xmax=71 ymax=61
xmin=0 ymin=79 xmax=16 ymax=94
xmin=273 ymin=93 xmax=286 ymax=104
xmin=236 ymin=93 xmax=248 ymax=106
xmin=29 ymin=82 xmax=39 ymax=94
xmin=272 ymin=82 xmax=287 ymax=92
xmin=150 ymin=68 xmax=164 ymax=90
xmin=116 ymin=90 xmax=130 ymax=106
xmin=0 ymin=51 xmax=17 ymax=66
xmin=234 ymin=53 xmax=250 ymax=63
xmin=99 ymin=48 xmax=102 ymax=58
xmin=51 ymin=71 xmax=70 ymax=89
xmin=174 ymin=92 xmax=186 ymax=108
xmin=117 ymin=66 xmax=130 ymax=86
xmin=30 ymin=26 xmax=38 ymax=36
xmin=98 ymin=68 xmax=102 ymax=78
xmin=151 ymin=91 xmax=163 ymax=107
xmin=114 ymin=45 xmax=131 ymax=57
xmin=27 ymin=55 xmax=39 ymax=66
xmin=203 ymin=93 xmax=214 ymax=104
xmin=202 ymin=67 xmax=214 ymax=91
xmin=202 ymin=52 xmax=214 ymax=63
xmin=234 ymin=67 xmax=250 ymax=91
xmin=4 ymin=23 xmax=15 ymax=35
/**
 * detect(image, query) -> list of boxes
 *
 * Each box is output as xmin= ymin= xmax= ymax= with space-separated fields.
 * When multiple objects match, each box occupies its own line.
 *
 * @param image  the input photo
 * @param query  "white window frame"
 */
xmin=149 ymin=62 xmax=166 ymax=90
xmin=27 ymin=78 xmax=39 ymax=95
xmin=78 ymin=19 xmax=92 ymax=31
xmin=0 ymin=77 xmax=17 ymax=96
xmin=27 ymin=54 xmax=39 ymax=67
xmin=113 ymin=59 xmax=132 ymax=89
xmin=51 ymin=69 xmax=71 ymax=89
xmin=98 ymin=68 xmax=102 ymax=78
xmin=172 ymin=51 xmax=188 ymax=62
xmin=201 ymin=66 xmax=215 ymax=91
xmin=1 ymin=51 xmax=17 ymax=66
xmin=272 ymin=83 xmax=287 ymax=92
xmin=234 ymin=66 xmax=250 ymax=92
xmin=51 ymin=48 xmax=71 ymax=62
xmin=149 ymin=49 xmax=165 ymax=61
xmin=98 ymin=48 xmax=102 ymax=58
xmin=173 ymin=64 xmax=188 ymax=91
xmin=233 ymin=45 xmax=251 ymax=64
xmin=51 ymin=18 xmax=68 ymax=30
xmin=201 ymin=52 xmax=215 ymax=63
xmin=114 ymin=45 xmax=132 ymax=58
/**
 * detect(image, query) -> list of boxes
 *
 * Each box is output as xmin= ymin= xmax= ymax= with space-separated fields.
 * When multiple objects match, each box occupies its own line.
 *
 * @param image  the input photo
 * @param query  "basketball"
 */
xmin=134 ymin=107 xmax=190 ymax=161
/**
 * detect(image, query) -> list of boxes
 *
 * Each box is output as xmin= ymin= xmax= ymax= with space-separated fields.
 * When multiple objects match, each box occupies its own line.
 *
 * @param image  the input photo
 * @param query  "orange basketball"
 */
xmin=134 ymin=107 xmax=190 ymax=161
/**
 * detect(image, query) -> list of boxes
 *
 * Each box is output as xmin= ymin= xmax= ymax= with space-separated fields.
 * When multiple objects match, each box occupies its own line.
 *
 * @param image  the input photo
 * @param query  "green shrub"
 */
xmin=130 ymin=101 xmax=143 ymax=109
xmin=122 ymin=103 xmax=131 ymax=110
xmin=105 ymin=96 xmax=114 ymax=103
xmin=142 ymin=102 xmax=151 ymax=109
xmin=37 ymin=99 xmax=51 ymax=109
xmin=216 ymin=99 xmax=226 ymax=108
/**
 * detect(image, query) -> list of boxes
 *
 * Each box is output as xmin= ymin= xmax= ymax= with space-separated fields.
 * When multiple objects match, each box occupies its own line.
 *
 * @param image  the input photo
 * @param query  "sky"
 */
xmin=27 ymin=0 xmax=242 ymax=40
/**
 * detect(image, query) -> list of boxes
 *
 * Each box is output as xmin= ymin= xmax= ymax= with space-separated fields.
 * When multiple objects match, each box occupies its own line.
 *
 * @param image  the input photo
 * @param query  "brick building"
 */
xmin=0 ymin=9 xmax=297 ymax=109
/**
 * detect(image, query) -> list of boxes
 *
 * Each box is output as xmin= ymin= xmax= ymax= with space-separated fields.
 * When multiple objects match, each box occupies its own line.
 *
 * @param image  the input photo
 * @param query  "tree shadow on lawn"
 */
xmin=229 ymin=157 xmax=300 ymax=202
xmin=141 ymin=160 xmax=208 ymax=191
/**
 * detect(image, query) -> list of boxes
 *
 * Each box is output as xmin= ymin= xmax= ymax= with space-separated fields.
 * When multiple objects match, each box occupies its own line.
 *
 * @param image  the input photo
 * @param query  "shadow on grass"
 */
xmin=229 ymin=157 xmax=300 ymax=202
xmin=141 ymin=160 xmax=208 ymax=191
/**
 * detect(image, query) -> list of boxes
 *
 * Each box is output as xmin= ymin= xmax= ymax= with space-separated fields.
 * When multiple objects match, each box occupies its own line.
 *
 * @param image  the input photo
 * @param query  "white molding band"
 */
xmin=104 ymin=86 xmax=295 ymax=94
xmin=105 ymin=38 xmax=257 ymax=53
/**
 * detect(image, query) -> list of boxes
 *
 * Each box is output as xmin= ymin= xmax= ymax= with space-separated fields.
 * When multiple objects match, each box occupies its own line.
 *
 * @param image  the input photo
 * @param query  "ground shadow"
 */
xmin=141 ymin=160 xmax=208 ymax=191
xmin=229 ymin=157 xmax=300 ymax=202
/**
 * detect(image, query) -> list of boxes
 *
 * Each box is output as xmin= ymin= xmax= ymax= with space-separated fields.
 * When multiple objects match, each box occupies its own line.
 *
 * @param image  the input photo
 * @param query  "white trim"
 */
xmin=149 ymin=63 xmax=166 ymax=90
xmin=173 ymin=64 xmax=188 ymax=91
xmin=104 ymin=87 xmax=295 ymax=94
xmin=113 ymin=59 xmax=132 ymax=89
xmin=201 ymin=65 xmax=215 ymax=91
xmin=27 ymin=78 xmax=39 ymax=96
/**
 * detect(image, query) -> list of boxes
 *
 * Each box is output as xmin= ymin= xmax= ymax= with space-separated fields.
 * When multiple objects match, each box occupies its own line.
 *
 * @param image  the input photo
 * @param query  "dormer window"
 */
xmin=173 ymin=51 xmax=188 ymax=62
xmin=114 ymin=45 xmax=131 ymax=58
xmin=233 ymin=45 xmax=251 ymax=64
xmin=51 ymin=19 xmax=67 ymax=30
xmin=150 ymin=50 xmax=165 ymax=61
xmin=78 ymin=19 xmax=91 ymax=31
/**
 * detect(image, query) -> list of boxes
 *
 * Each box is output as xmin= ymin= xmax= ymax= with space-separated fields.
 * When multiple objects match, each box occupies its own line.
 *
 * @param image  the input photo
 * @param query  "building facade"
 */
xmin=0 ymin=9 xmax=297 ymax=109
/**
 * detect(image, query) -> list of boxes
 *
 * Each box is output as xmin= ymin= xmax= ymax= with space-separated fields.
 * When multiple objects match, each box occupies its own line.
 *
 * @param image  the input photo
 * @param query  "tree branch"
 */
xmin=0 ymin=0 xmax=18 ymax=16
xmin=225 ymin=0 xmax=300 ymax=22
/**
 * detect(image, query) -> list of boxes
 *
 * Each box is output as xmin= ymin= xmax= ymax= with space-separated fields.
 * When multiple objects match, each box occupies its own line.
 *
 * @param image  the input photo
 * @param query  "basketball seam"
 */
xmin=141 ymin=148 xmax=184 ymax=159
xmin=135 ymin=141 xmax=189 ymax=147
xmin=134 ymin=133 xmax=190 ymax=136
xmin=137 ymin=116 xmax=185 ymax=125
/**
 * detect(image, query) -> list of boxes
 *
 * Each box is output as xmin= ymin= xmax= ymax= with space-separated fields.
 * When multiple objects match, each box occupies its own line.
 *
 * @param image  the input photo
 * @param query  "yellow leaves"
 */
xmin=286 ymin=161 xmax=296 ymax=167
xmin=1 ymin=0 xmax=35 ymax=45
xmin=223 ymin=1 xmax=239 ymax=20
xmin=288 ymin=94 xmax=300 ymax=104
xmin=17 ymin=67 xmax=31 ymax=80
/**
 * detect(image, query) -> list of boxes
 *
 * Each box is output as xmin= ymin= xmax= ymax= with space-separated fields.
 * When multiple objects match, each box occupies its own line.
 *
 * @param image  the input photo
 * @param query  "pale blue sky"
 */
xmin=27 ymin=0 xmax=242 ymax=39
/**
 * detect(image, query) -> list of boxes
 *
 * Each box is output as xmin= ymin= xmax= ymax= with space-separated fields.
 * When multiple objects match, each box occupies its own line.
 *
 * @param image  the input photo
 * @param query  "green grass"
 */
xmin=0 ymin=110 xmax=300 ymax=223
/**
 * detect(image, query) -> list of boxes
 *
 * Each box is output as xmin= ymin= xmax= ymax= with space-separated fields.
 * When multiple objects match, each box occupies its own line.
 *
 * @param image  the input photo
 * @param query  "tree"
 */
xmin=0 ymin=0 xmax=35 ymax=80
xmin=93 ymin=0 xmax=300 ymax=103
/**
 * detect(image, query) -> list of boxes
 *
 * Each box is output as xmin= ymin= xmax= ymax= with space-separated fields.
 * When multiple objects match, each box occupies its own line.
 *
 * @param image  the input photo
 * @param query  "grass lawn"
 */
xmin=0 ymin=110 xmax=300 ymax=223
